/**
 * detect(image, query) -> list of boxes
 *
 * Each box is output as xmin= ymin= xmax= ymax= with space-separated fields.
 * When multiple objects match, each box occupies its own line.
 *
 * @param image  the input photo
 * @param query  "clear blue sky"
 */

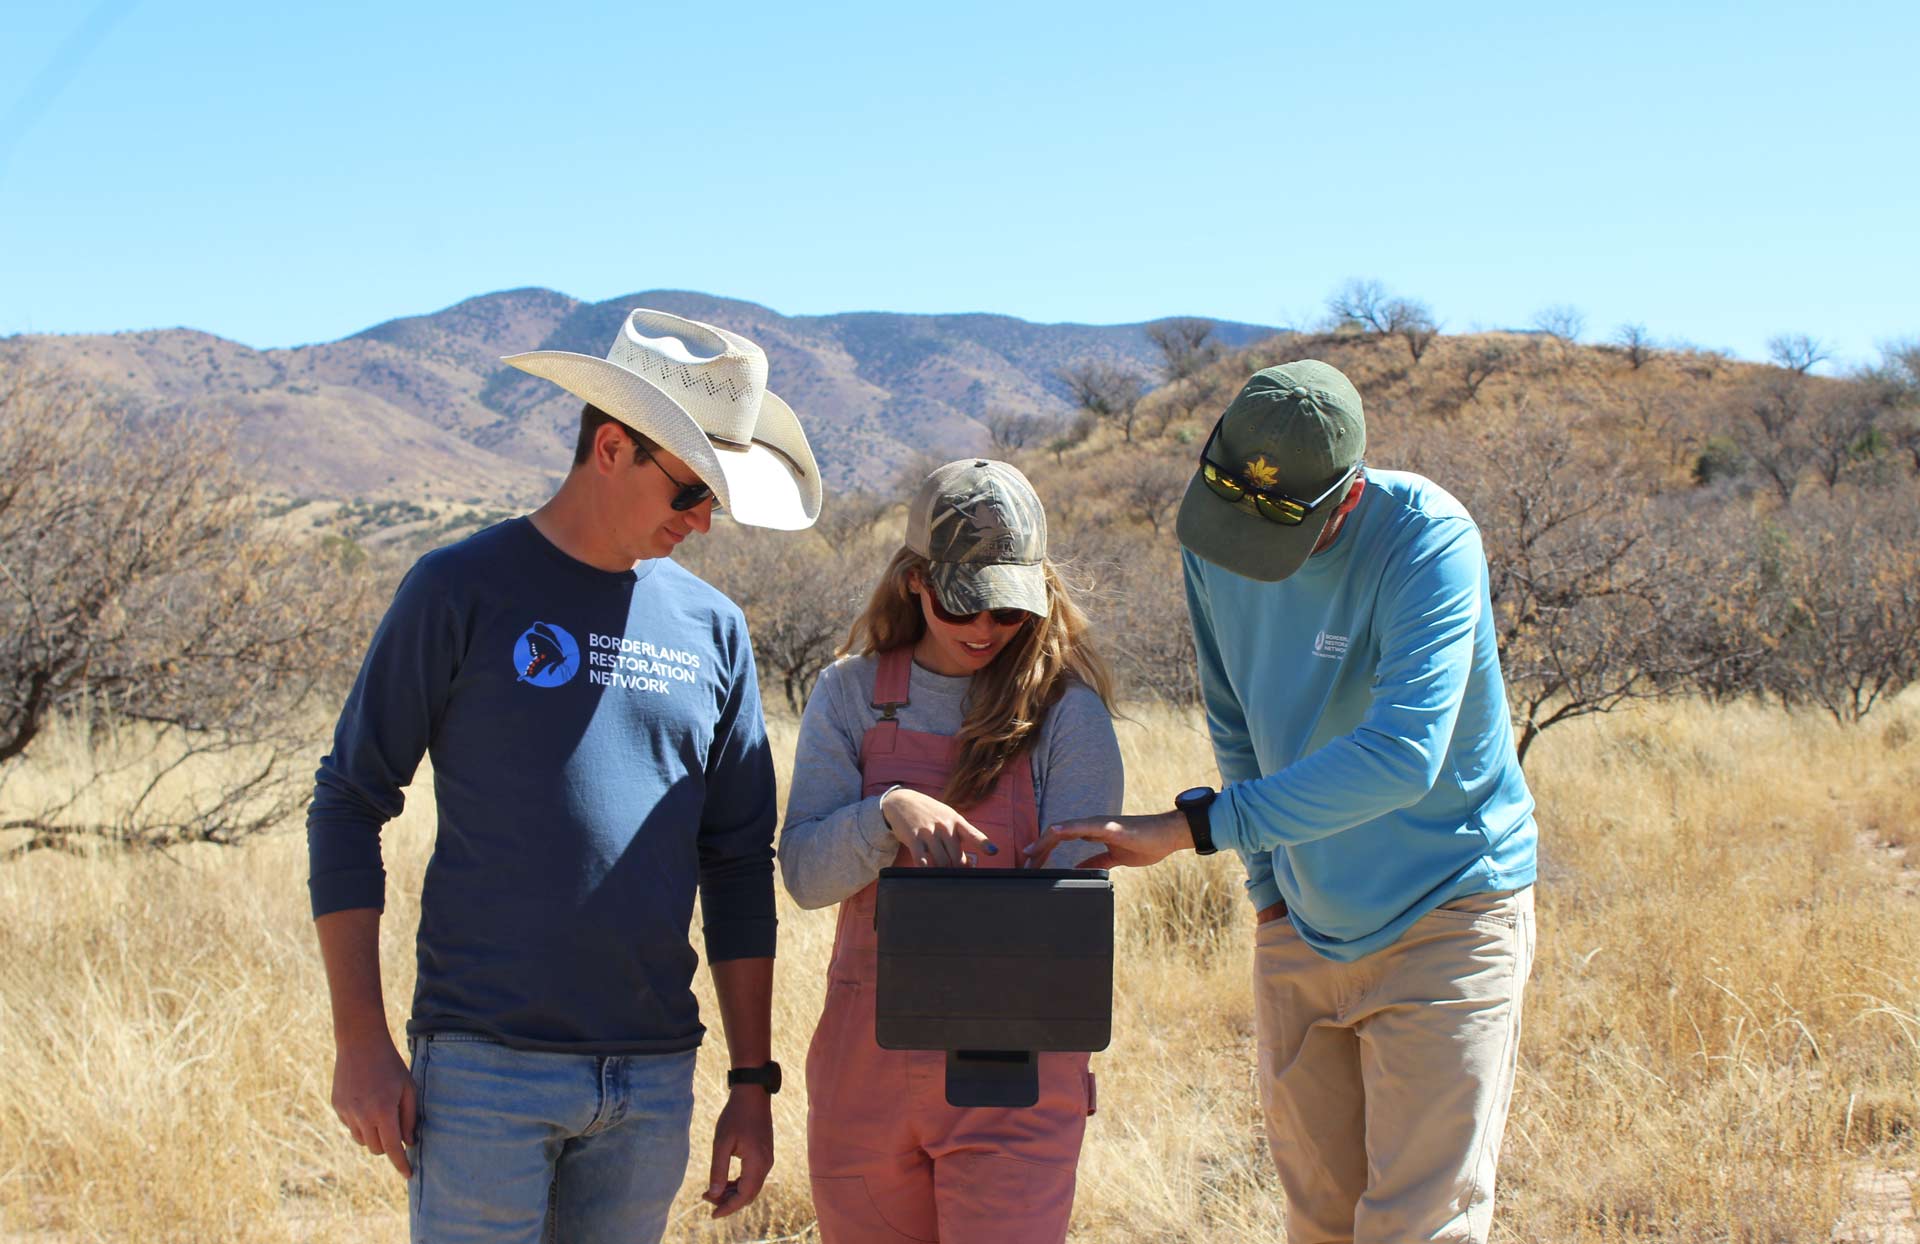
xmin=2 ymin=0 xmax=1914 ymax=370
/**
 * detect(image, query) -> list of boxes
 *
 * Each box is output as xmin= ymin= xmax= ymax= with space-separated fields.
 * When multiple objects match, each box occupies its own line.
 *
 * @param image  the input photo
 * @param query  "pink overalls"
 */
xmin=805 ymin=647 xmax=1095 ymax=1244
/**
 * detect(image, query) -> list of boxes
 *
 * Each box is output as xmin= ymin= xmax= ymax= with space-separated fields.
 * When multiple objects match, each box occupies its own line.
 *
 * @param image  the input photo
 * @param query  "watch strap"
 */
xmin=726 ymin=1061 xmax=782 ymax=1094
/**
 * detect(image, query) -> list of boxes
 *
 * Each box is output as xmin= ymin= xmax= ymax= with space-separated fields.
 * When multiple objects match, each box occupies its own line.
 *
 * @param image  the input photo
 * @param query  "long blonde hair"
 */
xmin=841 ymin=547 xmax=1115 ymax=809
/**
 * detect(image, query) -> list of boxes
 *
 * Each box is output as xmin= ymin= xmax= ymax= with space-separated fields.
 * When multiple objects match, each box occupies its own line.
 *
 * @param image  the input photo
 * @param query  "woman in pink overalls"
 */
xmin=779 ymin=459 xmax=1124 ymax=1244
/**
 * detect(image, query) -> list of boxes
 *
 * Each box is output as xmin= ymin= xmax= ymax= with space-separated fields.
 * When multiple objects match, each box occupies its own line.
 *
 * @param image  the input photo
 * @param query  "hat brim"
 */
xmin=927 ymin=560 xmax=1050 ymax=619
xmin=1174 ymin=470 xmax=1332 ymax=582
xmin=499 ymin=350 xmax=823 ymax=531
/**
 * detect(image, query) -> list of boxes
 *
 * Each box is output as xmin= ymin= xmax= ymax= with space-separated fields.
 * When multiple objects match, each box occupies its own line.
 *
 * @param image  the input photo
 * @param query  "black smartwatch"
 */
xmin=726 ymin=1061 xmax=782 ymax=1094
xmin=1174 ymin=786 xmax=1218 ymax=856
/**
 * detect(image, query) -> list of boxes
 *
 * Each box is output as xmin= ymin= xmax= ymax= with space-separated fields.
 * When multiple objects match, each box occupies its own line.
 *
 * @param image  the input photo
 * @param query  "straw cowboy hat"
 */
xmin=502 ymin=309 xmax=822 ymax=530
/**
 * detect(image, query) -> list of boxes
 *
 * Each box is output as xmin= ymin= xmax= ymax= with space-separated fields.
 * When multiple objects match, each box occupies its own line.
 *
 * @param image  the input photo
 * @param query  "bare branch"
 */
xmin=1145 ymin=318 xmax=1221 ymax=383
xmin=0 ymin=354 xmax=370 ymax=856
xmin=1058 ymin=361 xmax=1148 ymax=443
xmin=1767 ymin=332 xmax=1829 ymax=375
xmin=1531 ymin=305 xmax=1586 ymax=346
xmin=1326 ymin=279 xmax=1395 ymax=335
xmin=1612 ymin=323 xmax=1658 ymax=370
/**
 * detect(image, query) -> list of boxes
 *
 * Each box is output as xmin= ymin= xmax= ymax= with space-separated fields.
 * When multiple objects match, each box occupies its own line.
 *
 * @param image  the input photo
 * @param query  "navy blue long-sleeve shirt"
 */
xmin=308 ymin=517 xmax=777 ymax=1054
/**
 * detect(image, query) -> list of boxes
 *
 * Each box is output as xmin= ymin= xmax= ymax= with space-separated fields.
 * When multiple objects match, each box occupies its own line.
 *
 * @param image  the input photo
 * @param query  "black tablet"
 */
xmin=874 ymin=867 xmax=1114 ymax=1054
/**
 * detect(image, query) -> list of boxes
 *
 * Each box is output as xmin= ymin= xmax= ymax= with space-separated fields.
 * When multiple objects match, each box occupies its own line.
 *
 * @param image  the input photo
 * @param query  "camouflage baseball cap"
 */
xmin=906 ymin=459 xmax=1050 ymax=618
xmin=1175 ymin=360 xmax=1366 ymax=581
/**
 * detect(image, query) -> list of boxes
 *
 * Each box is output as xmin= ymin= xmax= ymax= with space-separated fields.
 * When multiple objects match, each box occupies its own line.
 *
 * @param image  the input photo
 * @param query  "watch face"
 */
xmin=1176 ymin=786 xmax=1213 ymax=807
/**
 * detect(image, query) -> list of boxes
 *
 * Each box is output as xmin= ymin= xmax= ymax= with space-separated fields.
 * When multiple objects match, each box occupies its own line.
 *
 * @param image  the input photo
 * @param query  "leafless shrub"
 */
xmin=888 ymin=449 xmax=948 ymax=497
xmin=1059 ymin=360 xmax=1148 ymax=443
xmin=1804 ymin=388 xmax=1885 ymax=490
xmin=1326 ymin=278 xmax=1397 ymax=335
xmin=1857 ymin=336 xmax=1920 ymax=473
xmin=1710 ymin=484 xmax=1920 ymax=723
xmin=1725 ymin=370 xmax=1886 ymax=499
xmin=1056 ymin=527 xmax=1199 ymax=704
xmin=1455 ymin=342 xmax=1512 ymax=405
xmin=1440 ymin=421 xmax=1703 ymax=764
xmin=1613 ymin=322 xmax=1658 ymax=369
xmin=1621 ymin=386 xmax=1685 ymax=451
xmin=1767 ymin=332 xmax=1829 ymax=375
xmin=1100 ymin=453 xmax=1191 ymax=535
xmin=1146 ymin=373 xmax=1223 ymax=438
xmin=1531 ymin=304 xmax=1586 ymax=346
xmin=1326 ymin=281 xmax=1435 ymax=362
xmin=684 ymin=528 xmax=874 ymax=713
xmin=985 ymin=409 xmax=1053 ymax=454
xmin=1732 ymin=373 xmax=1816 ymax=503
xmin=811 ymin=488 xmax=897 ymax=550
xmin=1393 ymin=301 xmax=1440 ymax=364
xmin=1144 ymin=318 xmax=1220 ymax=382
xmin=0 ymin=357 xmax=368 ymax=857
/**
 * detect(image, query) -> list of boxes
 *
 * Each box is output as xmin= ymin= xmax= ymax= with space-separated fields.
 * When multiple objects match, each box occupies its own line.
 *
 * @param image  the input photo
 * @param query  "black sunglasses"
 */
xmin=1198 ymin=421 xmax=1360 ymax=526
xmin=640 ymin=452 xmax=717 ymax=512
xmin=925 ymin=592 xmax=1030 ymax=628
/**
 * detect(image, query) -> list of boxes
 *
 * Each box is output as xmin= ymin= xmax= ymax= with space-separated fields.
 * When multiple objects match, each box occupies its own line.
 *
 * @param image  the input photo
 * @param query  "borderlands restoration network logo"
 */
xmin=512 ymin=621 xmax=581 ymax=688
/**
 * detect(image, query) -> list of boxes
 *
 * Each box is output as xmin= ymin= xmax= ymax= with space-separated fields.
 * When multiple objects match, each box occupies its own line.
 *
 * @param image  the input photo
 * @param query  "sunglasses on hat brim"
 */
xmin=1198 ymin=421 xmax=1360 ymax=526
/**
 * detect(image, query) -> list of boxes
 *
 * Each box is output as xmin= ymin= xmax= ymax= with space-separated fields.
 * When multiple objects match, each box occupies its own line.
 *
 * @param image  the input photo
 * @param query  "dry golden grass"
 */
xmin=2 ymin=697 xmax=1917 ymax=1242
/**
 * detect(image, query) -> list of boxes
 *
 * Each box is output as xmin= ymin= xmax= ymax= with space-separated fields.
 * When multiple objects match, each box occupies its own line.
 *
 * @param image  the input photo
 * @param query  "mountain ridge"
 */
xmin=8 ymin=287 xmax=1279 ymax=502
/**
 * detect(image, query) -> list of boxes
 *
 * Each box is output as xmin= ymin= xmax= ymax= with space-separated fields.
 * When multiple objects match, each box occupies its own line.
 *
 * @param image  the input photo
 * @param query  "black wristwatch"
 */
xmin=1175 ymin=786 xmax=1218 ymax=856
xmin=726 ymin=1061 xmax=782 ymax=1094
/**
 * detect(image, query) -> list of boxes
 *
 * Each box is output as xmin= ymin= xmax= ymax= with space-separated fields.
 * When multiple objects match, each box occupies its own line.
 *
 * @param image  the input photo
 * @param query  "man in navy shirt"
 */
xmin=309 ymin=309 xmax=822 ymax=1242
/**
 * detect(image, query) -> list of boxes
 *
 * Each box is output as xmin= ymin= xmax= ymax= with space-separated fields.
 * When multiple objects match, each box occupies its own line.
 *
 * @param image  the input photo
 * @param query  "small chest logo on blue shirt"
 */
xmin=1313 ymin=630 xmax=1350 ymax=660
xmin=514 ymin=621 xmax=581 ymax=687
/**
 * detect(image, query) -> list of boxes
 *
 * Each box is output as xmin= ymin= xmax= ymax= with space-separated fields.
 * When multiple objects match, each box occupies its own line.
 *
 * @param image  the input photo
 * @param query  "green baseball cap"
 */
xmin=1175 ymin=360 xmax=1366 ymax=581
xmin=906 ymin=459 xmax=1051 ymax=617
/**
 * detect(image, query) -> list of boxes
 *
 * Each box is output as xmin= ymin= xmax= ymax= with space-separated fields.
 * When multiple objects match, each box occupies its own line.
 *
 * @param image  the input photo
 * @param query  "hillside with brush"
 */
xmin=4 ymin=289 xmax=1277 ymax=504
xmin=678 ymin=315 xmax=1920 ymax=763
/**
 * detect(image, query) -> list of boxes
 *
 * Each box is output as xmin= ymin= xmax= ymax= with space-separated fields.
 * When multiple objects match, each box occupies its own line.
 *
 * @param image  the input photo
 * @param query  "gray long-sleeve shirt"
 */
xmin=779 ymin=652 xmax=1124 ymax=909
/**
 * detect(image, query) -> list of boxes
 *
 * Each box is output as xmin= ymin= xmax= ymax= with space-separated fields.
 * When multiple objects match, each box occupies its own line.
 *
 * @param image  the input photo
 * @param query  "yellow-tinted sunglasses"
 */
xmin=1198 ymin=421 xmax=1360 ymax=526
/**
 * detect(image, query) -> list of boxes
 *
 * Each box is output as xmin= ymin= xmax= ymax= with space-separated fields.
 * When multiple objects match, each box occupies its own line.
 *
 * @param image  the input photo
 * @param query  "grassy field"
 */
xmin=1 ymin=697 xmax=1916 ymax=1242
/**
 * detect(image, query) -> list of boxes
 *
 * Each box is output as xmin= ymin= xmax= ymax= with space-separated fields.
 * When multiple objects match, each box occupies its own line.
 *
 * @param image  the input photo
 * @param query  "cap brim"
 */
xmin=927 ymin=560 xmax=1050 ymax=618
xmin=1174 ymin=471 xmax=1332 ymax=582
xmin=500 ymin=351 xmax=822 ymax=531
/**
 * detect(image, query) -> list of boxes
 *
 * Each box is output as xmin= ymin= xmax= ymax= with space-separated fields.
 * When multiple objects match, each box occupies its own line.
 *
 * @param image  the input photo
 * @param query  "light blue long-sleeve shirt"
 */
xmin=1185 ymin=469 xmax=1536 ymax=962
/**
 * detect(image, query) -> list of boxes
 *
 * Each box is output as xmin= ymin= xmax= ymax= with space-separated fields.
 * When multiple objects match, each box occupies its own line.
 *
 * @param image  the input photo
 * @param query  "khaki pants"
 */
xmin=1253 ymin=887 xmax=1535 ymax=1244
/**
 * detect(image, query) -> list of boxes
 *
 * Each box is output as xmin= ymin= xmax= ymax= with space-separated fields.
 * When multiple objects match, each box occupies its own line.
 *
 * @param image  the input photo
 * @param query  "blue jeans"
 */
xmin=406 ymin=1034 xmax=698 ymax=1244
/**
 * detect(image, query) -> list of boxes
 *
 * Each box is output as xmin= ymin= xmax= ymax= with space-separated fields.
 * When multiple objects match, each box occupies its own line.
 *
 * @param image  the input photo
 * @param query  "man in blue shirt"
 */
xmin=1030 ymin=360 xmax=1537 ymax=1243
xmin=309 ymin=309 xmax=823 ymax=1243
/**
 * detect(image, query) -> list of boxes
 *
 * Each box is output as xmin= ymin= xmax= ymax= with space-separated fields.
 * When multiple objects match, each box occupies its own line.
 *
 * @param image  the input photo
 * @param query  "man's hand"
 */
xmin=705 ymin=956 xmax=775 ymax=1218
xmin=1023 ymin=810 xmax=1194 ymax=871
xmin=881 ymin=787 xmax=998 ymax=867
xmin=703 ymin=1086 xmax=774 ymax=1218
xmin=315 ymin=910 xmax=413 ymax=1179
xmin=330 ymin=1033 xmax=416 ymax=1178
